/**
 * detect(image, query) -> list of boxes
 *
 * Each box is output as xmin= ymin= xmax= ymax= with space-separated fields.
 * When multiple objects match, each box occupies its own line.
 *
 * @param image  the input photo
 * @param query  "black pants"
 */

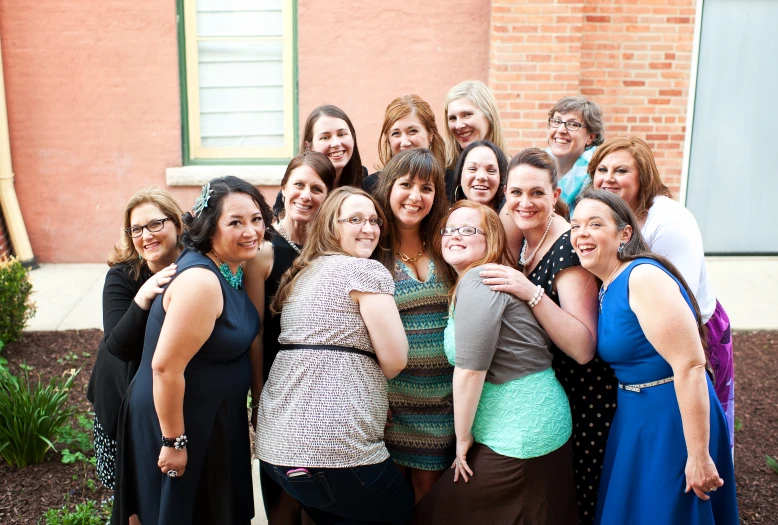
xmin=260 ymin=458 xmax=413 ymax=525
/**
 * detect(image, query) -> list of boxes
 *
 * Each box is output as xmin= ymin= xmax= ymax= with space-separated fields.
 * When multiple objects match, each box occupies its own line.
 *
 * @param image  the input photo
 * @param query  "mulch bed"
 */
xmin=1 ymin=329 xmax=777 ymax=524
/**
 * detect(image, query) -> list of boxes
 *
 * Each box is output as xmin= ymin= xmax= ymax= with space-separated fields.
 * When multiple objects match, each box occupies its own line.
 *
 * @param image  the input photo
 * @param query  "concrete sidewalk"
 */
xmin=25 ymin=257 xmax=778 ymax=332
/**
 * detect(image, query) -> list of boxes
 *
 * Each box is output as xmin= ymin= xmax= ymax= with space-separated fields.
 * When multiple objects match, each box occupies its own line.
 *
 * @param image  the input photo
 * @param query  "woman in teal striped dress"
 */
xmin=373 ymin=148 xmax=456 ymax=501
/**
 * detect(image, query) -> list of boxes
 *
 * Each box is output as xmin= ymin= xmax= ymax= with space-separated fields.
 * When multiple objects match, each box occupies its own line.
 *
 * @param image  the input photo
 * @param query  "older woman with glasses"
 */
xmin=87 ymin=188 xmax=183 ymax=520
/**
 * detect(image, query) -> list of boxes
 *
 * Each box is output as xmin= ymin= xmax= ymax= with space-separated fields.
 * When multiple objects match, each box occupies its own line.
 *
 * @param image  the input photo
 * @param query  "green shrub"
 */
xmin=41 ymin=499 xmax=112 ymax=525
xmin=56 ymin=413 xmax=94 ymax=454
xmin=0 ymin=366 xmax=77 ymax=467
xmin=0 ymin=256 xmax=36 ymax=344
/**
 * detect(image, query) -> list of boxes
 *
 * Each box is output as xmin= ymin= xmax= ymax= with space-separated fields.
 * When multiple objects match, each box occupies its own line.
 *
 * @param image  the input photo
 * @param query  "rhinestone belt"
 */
xmin=618 ymin=376 xmax=674 ymax=393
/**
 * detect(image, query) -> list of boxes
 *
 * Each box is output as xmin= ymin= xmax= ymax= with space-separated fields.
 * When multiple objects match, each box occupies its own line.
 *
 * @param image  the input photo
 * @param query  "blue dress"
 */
xmin=595 ymin=259 xmax=737 ymax=525
xmin=112 ymin=249 xmax=260 ymax=525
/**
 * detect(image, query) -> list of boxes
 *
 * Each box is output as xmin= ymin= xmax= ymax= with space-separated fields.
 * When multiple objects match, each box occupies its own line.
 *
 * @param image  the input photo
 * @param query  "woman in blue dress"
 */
xmin=569 ymin=188 xmax=737 ymax=525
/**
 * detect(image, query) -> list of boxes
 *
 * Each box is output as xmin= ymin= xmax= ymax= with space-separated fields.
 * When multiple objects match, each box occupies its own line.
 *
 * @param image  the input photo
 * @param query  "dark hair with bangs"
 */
xmin=372 ymin=148 xmax=454 ymax=285
xmin=181 ymin=176 xmax=274 ymax=254
xmin=449 ymin=140 xmax=508 ymax=211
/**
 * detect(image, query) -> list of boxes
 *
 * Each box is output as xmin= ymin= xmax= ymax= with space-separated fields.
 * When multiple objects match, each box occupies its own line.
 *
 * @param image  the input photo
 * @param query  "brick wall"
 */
xmin=0 ymin=205 xmax=11 ymax=259
xmin=488 ymin=0 xmax=696 ymax=193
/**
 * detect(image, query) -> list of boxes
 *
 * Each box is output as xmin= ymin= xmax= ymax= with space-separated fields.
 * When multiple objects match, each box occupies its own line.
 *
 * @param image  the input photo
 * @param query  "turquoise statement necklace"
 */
xmin=212 ymin=252 xmax=243 ymax=289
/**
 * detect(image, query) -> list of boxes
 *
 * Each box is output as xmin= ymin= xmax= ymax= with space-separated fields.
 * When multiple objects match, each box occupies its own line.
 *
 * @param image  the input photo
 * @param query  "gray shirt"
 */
xmin=454 ymin=266 xmax=552 ymax=384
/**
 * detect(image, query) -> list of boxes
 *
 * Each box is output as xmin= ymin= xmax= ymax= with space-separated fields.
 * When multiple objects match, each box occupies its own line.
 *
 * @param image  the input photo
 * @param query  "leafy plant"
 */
xmin=41 ymin=499 xmax=112 ymax=525
xmin=56 ymin=414 xmax=94 ymax=454
xmin=57 ymin=352 xmax=80 ymax=364
xmin=0 ymin=255 xmax=36 ymax=344
xmin=0 ymin=366 xmax=78 ymax=467
xmin=734 ymin=418 xmax=743 ymax=433
xmin=61 ymin=449 xmax=89 ymax=465
xmin=767 ymin=455 xmax=778 ymax=475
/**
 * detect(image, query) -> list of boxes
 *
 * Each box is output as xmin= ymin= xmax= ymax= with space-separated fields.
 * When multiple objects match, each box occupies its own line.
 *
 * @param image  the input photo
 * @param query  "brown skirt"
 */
xmin=413 ymin=440 xmax=578 ymax=525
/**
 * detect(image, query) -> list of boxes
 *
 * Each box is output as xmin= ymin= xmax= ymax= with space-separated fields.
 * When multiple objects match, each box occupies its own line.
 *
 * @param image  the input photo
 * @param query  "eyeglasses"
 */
xmin=125 ymin=218 xmax=172 ymax=238
xmin=440 ymin=226 xmax=484 ymax=236
xmin=548 ymin=117 xmax=586 ymax=132
xmin=337 ymin=216 xmax=383 ymax=227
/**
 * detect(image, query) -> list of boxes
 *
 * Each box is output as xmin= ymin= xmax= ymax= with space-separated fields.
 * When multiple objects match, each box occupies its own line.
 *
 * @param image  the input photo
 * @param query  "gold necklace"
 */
xmin=397 ymin=242 xmax=425 ymax=263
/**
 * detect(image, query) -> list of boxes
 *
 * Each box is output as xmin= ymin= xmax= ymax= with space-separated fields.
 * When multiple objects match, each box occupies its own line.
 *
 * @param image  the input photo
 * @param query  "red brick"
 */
xmin=623 ymin=80 xmax=646 ymax=87
xmin=649 ymin=62 xmax=673 ymax=69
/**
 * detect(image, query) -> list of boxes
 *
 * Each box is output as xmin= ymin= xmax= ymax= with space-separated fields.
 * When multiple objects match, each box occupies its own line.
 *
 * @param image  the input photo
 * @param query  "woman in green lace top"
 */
xmin=413 ymin=200 xmax=578 ymax=524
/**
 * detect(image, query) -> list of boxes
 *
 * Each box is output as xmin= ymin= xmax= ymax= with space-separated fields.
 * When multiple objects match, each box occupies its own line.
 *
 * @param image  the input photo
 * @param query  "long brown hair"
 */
xmin=376 ymin=95 xmax=445 ymax=170
xmin=270 ymin=187 xmax=390 ymax=314
xmin=443 ymin=200 xmax=515 ymax=305
xmin=586 ymin=137 xmax=672 ymax=220
xmin=372 ymin=148 xmax=454 ymax=286
xmin=300 ymin=105 xmax=364 ymax=188
xmin=108 ymin=188 xmax=184 ymax=280
xmin=575 ymin=188 xmax=707 ymax=351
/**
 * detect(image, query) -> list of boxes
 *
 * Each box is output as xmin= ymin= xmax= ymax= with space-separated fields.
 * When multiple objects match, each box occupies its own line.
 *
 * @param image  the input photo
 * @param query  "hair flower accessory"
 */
xmin=193 ymin=182 xmax=213 ymax=217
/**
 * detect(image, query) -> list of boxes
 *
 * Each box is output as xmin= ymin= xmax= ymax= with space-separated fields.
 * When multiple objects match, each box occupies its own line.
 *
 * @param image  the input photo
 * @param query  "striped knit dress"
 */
xmin=384 ymin=259 xmax=455 ymax=471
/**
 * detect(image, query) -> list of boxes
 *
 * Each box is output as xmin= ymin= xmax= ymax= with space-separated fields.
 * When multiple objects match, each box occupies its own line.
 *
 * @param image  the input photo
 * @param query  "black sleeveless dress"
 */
xmin=112 ymin=249 xmax=260 ymax=525
xmin=525 ymin=232 xmax=618 ymax=525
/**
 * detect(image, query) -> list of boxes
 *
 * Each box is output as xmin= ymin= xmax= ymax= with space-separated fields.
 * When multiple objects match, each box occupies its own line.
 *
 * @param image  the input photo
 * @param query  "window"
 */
xmin=178 ymin=0 xmax=296 ymax=164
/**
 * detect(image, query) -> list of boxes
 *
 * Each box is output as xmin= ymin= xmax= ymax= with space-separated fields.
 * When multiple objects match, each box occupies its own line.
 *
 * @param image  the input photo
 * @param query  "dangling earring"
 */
xmin=618 ymin=242 xmax=625 ymax=254
xmin=454 ymin=186 xmax=463 ymax=201
xmin=138 ymin=254 xmax=143 ymax=260
xmin=281 ymin=194 xmax=286 ymax=204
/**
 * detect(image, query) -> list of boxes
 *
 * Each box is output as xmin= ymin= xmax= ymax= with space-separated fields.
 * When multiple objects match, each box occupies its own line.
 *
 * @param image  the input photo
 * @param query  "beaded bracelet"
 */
xmin=528 ymin=285 xmax=545 ymax=308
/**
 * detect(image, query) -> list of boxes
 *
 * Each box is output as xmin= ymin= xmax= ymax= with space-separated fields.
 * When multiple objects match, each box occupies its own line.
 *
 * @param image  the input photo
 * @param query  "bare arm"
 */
xmin=351 ymin=291 xmax=408 ymax=379
xmin=452 ymin=367 xmax=487 ymax=482
xmin=629 ymin=264 xmax=723 ymax=500
xmin=481 ymin=264 xmax=598 ymax=364
xmin=153 ymin=268 xmax=222 ymax=476
xmin=243 ymin=242 xmax=273 ymax=426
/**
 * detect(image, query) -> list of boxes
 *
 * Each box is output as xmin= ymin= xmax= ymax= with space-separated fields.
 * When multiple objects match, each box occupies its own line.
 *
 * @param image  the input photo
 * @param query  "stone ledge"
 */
xmin=166 ymin=165 xmax=287 ymax=186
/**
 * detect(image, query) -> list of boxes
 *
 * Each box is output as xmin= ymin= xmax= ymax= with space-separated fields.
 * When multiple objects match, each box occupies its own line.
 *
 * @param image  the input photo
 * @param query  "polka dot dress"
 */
xmin=93 ymin=415 xmax=117 ymax=490
xmin=525 ymin=232 xmax=618 ymax=525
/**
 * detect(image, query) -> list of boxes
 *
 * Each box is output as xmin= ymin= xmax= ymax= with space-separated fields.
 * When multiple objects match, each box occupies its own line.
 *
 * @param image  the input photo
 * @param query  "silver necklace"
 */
xmin=519 ymin=213 xmax=554 ymax=267
xmin=277 ymin=222 xmax=302 ymax=255
xmin=598 ymin=263 xmax=623 ymax=313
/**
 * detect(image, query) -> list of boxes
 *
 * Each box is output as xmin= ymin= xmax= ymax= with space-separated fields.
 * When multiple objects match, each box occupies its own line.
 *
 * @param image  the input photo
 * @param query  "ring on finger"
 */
xmin=504 ymin=278 xmax=508 ymax=285
xmin=709 ymin=486 xmax=717 ymax=492
xmin=167 ymin=470 xmax=178 ymax=478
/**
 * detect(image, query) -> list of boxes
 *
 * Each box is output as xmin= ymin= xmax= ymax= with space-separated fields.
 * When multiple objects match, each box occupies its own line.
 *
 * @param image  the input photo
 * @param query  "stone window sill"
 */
xmin=166 ymin=165 xmax=286 ymax=187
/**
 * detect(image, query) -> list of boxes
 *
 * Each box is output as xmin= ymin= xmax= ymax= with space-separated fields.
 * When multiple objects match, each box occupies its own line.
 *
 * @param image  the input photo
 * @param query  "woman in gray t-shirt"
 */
xmin=414 ymin=200 xmax=577 ymax=524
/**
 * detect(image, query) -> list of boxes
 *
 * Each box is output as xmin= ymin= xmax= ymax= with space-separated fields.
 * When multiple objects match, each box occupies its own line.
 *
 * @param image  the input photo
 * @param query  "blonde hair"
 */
xmin=444 ymin=200 xmax=515 ymax=305
xmin=376 ymin=94 xmax=445 ymax=170
xmin=270 ymin=187 xmax=390 ymax=314
xmin=108 ymin=187 xmax=184 ymax=280
xmin=443 ymin=80 xmax=507 ymax=169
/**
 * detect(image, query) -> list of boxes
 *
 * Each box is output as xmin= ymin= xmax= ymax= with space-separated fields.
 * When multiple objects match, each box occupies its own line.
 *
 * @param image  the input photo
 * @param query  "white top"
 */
xmin=641 ymin=196 xmax=716 ymax=322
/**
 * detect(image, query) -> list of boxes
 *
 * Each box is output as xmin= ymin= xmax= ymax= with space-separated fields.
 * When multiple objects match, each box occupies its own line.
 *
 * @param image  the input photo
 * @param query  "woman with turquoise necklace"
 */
xmin=113 ymin=176 xmax=274 ymax=524
xmin=372 ymin=148 xmax=456 ymax=501
xmin=414 ymin=200 xmax=578 ymax=524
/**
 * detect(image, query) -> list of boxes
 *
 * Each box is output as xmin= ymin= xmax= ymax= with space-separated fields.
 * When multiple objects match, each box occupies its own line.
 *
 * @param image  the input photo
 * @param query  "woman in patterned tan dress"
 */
xmin=255 ymin=187 xmax=414 ymax=524
xmin=372 ymin=148 xmax=456 ymax=501
xmin=479 ymin=149 xmax=615 ymax=524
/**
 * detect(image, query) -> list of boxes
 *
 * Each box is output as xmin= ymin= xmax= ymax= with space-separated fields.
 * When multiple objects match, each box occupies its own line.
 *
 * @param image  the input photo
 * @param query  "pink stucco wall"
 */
xmin=1 ymin=0 xmax=490 ymax=262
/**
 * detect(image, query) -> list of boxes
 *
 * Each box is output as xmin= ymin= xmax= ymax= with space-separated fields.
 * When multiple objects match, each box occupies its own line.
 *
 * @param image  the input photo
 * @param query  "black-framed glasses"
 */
xmin=440 ymin=226 xmax=484 ymax=236
xmin=548 ymin=117 xmax=586 ymax=132
xmin=125 ymin=218 xmax=172 ymax=238
xmin=337 ymin=216 xmax=383 ymax=227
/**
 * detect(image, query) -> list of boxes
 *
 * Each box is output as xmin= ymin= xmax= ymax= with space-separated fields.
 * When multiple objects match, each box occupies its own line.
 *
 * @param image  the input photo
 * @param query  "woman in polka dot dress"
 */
xmin=480 ymin=149 xmax=617 ymax=524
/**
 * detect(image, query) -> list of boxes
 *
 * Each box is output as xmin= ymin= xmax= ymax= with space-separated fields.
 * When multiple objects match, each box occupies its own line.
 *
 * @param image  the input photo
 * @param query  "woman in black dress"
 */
xmin=243 ymin=151 xmax=335 ymax=524
xmin=479 ymin=149 xmax=616 ymax=524
xmin=112 ymin=176 xmax=273 ymax=525
xmin=86 ymin=188 xmax=183 ymax=507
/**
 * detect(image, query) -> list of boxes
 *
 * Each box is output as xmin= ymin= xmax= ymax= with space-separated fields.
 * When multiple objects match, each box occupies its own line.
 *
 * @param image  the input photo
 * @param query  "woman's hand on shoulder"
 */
xmin=134 ymin=263 xmax=177 ymax=310
xmin=479 ymin=263 xmax=536 ymax=302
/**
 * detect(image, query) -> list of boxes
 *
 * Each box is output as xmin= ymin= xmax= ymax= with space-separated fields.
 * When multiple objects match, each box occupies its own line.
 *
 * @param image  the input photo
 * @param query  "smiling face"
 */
xmin=448 ymin=98 xmax=491 ymax=149
xmin=591 ymin=149 xmax=641 ymax=212
xmin=387 ymin=113 xmax=431 ymax=155
xmin=441 ymin=207 xmax=487 ymax=274
xmin=282 ymin=165 xmax=328 ymax=225
xmin=505 ymin=163 xmax=560 ymax=231
xmin=460 ymin=146 xmax=500 ymax=205
xmin=389 ymin=174 xmax=435 ymax=229
xmin=210 ymin=193 xmax=266 ymax=267
xmin=547 ymin=111 xmax=596 ymax=167
xmin=336 ymin=195 xmax=381 ymax=258
xmin=570 ymin=199 xmax=632 ymax=279
xmin=130 ymin=202 xmax=180 ymax=271
xmin=309 ymin=116 xmax=354 ymax=175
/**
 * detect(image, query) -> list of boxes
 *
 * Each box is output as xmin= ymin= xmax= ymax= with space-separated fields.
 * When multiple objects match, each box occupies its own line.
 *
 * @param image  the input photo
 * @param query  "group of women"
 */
xmin=87 ymin=80 xmax=738 ymax=525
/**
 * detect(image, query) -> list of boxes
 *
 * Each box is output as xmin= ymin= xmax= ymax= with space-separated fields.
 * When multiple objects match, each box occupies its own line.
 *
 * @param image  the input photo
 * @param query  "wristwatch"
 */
xmin=161 ymin=433 xmax=188 ymax=450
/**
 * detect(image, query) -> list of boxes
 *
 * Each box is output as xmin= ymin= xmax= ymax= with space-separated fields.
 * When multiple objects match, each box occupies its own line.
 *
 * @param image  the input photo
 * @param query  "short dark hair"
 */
xmin=181 ymin=176 xmax=274 ymax=254
xmin=450 ymin=140 xmax=508 ymax=211
xmin=507 ymin=147 xmax=569 ymax=220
